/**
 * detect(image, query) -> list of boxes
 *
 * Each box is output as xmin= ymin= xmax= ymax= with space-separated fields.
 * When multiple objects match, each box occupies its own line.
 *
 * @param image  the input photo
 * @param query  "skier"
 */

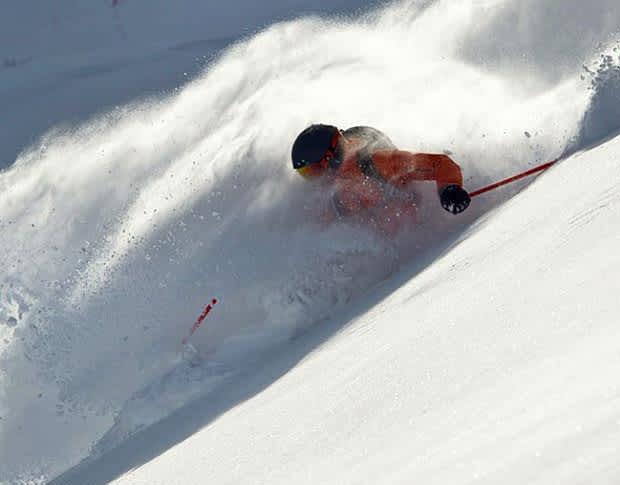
xmin=291 ymin=124 xmax=470 ymax=235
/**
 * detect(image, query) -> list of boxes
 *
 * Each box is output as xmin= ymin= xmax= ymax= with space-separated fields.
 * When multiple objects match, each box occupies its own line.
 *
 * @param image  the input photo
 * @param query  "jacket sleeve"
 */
xmin=370 ymin=150 xmax=464 ymax=192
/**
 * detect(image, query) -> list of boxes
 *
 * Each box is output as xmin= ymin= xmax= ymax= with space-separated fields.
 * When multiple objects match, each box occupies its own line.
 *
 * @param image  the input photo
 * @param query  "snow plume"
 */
xmin=0 ymin=0 xmax=618 ymax=481
xmin=572 ymin=42 xmax=620 ymax=151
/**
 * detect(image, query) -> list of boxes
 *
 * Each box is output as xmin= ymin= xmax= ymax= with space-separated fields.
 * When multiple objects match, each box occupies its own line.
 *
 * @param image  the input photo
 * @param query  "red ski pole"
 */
xmin=469 ymin=159 xmax=558 ymax=198
xmin=181 ymin=298 xmax=218 ymax=345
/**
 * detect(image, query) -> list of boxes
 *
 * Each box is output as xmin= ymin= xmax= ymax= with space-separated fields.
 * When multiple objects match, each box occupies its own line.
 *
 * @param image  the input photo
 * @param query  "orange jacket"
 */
xmin=330 ymin=127 xmax=464 ymax=218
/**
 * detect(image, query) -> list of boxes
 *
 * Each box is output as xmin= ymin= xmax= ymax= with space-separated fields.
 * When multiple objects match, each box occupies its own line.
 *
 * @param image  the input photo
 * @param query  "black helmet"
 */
xmin=291 ymin=124 xmax=342 ymax=170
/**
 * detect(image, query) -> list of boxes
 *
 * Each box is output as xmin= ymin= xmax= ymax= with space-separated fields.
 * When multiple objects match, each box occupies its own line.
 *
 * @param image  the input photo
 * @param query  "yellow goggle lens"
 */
xmin=296 ymin=161 xmax=328 ymax=179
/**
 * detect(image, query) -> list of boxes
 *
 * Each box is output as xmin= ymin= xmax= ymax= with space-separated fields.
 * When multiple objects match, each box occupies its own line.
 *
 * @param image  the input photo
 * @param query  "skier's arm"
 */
xmin=371 ymin=150 xmax=470 ymax=214
xmin=370 ymin=150 xmax=463 ymax=190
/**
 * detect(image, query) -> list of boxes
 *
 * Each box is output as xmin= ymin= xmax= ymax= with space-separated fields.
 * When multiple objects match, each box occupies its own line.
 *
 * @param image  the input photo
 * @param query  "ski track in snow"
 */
xmin=1 ymin=0 xmax=620 ymax=482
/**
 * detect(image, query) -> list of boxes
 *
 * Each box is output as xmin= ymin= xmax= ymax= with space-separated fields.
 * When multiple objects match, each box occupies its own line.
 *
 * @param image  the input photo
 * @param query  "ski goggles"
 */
xmin=295 ymin=131 xmax=342 ymax=179
xmin=297 ymin=159 xmax=330 ymax=179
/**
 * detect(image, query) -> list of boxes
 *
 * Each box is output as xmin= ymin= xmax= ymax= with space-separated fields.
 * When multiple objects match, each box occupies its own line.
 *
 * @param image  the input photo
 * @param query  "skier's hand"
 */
xmin=439 ymin=185 xmax=470 ymax=215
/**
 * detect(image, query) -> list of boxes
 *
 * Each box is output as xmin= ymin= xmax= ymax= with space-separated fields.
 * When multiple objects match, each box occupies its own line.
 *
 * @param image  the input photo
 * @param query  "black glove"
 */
xmin=439 ymin=185 xmax=471 ymax=215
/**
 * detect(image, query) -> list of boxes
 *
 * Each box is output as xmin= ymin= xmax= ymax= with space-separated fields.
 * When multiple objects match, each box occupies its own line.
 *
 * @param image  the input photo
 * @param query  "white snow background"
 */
xmin=1 ymin=0 xmax=620 ymax=483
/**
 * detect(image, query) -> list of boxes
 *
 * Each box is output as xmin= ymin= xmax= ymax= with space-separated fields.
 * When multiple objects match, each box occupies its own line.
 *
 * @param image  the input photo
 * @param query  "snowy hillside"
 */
xmin=0 ymin=0 xmax=380 ymax=167
xmin=1 ymin=0 xmax=620 ymax=483
xmin=92 ymin=132 xmax=620 ymax=485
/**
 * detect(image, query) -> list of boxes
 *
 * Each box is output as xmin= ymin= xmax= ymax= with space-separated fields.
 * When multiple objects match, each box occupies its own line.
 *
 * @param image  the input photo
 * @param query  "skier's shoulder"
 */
xmin=342 ymin=126 xmax=396 ymax=151
xmin=343 ymin=125 xmax=390 ymax=140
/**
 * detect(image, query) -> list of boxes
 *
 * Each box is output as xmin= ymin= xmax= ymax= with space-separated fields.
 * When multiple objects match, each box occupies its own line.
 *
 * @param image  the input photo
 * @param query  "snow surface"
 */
xmin=2 ymin=0 xmax=620 ymax=483
xmin=104 ymin=133 xmax=620 ymax=485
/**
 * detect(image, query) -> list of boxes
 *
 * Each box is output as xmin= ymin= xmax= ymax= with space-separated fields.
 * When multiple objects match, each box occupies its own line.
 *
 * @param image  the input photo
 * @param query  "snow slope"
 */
xmin=102 ymin=132 xmax=620 ymax=484
xmin=0 ymin=0 xmax=380 ymax=168
xmin=2 ymin=0 xmax=620 ymax=483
